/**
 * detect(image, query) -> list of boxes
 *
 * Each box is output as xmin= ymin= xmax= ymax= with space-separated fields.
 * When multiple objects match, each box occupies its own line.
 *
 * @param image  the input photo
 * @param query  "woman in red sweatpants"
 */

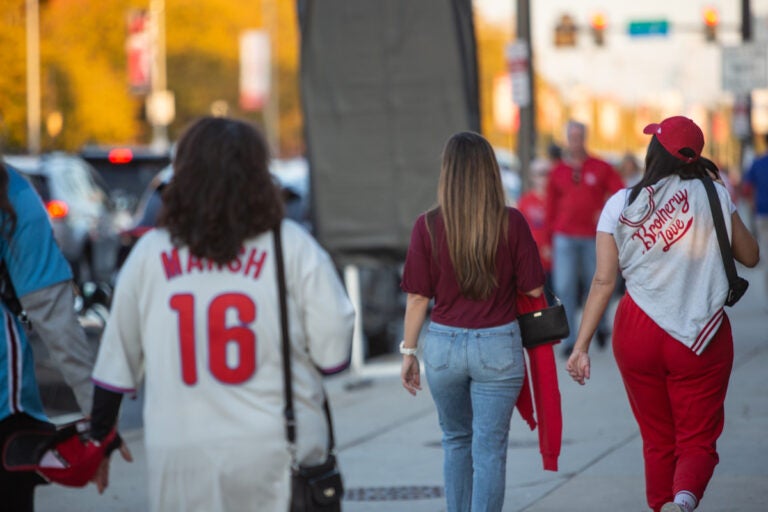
xmin=613 ymin=293 xmax=733 ymax=511
xmin=566 ymin=115 xmax=759 ymax=512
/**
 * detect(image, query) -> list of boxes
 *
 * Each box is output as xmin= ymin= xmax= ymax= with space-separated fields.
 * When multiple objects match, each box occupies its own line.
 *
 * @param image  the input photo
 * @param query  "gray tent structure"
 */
xmin=298 ymin=0 xmax=480 ymax=261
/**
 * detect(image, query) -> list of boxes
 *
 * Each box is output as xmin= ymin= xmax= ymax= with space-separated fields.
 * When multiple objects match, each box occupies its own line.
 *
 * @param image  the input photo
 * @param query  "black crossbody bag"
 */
xmin=273 ymin=224 xmax=344 ymax=511
xmin=517 ymin=290 xmax=570 ymax=349
xmin=700 ymin=176 xmax=749 ymax=307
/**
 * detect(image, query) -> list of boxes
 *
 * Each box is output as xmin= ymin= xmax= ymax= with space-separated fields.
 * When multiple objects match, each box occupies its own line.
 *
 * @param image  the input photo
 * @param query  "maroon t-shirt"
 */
xmin=401 ymin=208 xmax=545 ymax=328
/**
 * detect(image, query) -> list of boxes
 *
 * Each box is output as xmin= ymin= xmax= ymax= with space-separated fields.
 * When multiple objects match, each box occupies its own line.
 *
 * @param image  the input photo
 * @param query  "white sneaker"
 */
xmin=660 ymin=503 xmax=685 ymax=512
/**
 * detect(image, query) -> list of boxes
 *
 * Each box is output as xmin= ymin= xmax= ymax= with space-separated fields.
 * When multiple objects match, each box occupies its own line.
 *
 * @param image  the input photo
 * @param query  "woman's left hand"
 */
xmin=401 ymin=355 xmax=421 ymax=396
xmin=566 ymin=349 xmax=591 ymax=385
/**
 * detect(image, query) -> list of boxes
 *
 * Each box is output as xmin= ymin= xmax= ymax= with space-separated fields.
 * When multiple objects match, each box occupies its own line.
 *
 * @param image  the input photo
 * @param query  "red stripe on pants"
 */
xmin=612 ymin=293 xmax=733 ymax=512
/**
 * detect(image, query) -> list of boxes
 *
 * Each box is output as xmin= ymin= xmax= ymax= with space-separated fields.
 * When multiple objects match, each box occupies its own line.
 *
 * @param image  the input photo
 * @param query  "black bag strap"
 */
xmin=699 ymin=177 xmax=740 ymax=287
xmin=273 ymin=223 xmax=336 ymax=457
xmin=0 ymin=259 xmax=30 ymax=327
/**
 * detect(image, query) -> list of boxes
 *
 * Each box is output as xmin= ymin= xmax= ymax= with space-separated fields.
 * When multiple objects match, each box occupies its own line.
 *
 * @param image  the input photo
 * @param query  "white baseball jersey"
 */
xmin=92 ymin=219 xmax=355 ymax=512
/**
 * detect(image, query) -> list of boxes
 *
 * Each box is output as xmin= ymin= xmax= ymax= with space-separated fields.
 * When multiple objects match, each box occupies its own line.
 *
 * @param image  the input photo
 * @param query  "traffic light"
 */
xmin=554 ymin=14 xmax=577 ymax=47
xmin=703 ymin=6 xmax=719 ymax=42
xmin=590 ymin=12 xmax=607 ymax=46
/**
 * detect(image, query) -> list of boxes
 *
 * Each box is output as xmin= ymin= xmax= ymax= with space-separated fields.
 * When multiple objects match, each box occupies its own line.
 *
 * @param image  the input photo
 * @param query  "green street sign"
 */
xmin=628 ymin=20 xmax=669 ymax=37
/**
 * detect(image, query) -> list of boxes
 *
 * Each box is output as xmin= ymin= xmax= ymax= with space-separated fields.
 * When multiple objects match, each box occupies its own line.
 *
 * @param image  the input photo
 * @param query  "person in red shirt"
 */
xmin=399 ymin=131 xmax=546 ymax=512
xmin=546 ymin=120 xmax=624 ymax=357
xmin=518 ymin=157 xmax=553 ymax=281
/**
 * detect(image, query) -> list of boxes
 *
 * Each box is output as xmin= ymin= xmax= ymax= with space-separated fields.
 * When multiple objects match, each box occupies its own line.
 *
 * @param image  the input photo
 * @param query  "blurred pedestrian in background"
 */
xmin=518 ymin=157 xmax=553 ymax=295
xmin=547 ymin=142 xmax=563 ymax=163
xmin=400 ymin=131 xmax=546 ymax=512
xmin=0 ymin=157 xmax=101 ymax=511
xmin=617 ymin=152 xmax=643 ymax=187
xmin=566 ymin=116 xmax=759 ymax=512
xmin=88 ymin=117 xmax=354 ymax=512
xmin=546 ymin=120 xmax=624 ymax=357
xmin=742 ymin=132 xmax=768 ymax=302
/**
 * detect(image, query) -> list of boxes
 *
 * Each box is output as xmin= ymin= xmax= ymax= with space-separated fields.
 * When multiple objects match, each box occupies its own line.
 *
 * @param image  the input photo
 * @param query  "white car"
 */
xmin=4 ymin=152 xmax=121 ymax=285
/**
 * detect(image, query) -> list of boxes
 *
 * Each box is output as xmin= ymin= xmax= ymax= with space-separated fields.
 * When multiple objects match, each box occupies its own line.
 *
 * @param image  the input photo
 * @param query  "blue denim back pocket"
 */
xmin=424 ymin=326 xmax=453 ymax=371
xmin=476 ymin=331 xmax=519 ymax=372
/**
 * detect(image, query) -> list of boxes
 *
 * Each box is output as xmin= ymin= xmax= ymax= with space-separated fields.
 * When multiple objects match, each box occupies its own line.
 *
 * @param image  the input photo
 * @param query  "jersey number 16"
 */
xmin=169 ymin=292 xmax=256 ymax=385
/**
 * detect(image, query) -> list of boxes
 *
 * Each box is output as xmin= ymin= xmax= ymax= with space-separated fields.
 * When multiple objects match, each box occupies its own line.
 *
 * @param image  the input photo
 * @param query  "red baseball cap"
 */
xmin=2 ymin=420 xmax=118 ymax=487
xmin=643 ymin=116 xmax=704 ymax=163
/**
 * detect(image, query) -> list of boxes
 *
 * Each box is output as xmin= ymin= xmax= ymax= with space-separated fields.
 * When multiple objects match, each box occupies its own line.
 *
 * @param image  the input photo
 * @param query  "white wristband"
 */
xmin=399 ymin=341 xmax=418 ymax=356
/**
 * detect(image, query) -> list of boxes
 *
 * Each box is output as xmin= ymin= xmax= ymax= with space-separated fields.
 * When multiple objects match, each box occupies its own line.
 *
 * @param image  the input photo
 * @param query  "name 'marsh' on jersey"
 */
xmin=160 ymin=246 xmax=268 ymax=281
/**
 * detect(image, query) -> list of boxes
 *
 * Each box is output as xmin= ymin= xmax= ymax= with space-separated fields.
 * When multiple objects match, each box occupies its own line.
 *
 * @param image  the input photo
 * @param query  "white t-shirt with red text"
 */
xmin=598 ymin=177 xmax=734 ymax=354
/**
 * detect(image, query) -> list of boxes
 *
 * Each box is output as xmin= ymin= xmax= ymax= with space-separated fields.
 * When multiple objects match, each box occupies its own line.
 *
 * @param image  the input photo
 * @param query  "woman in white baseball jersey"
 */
xmin=89 ymin=117 xmax=355 ymax=511
xmin=566 ymin=116 xmax=759 ymax=512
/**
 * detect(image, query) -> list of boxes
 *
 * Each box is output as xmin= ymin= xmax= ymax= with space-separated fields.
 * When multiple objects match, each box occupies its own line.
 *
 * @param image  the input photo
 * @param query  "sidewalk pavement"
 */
xmin=35 ymin=265 xmax=768 ymax=511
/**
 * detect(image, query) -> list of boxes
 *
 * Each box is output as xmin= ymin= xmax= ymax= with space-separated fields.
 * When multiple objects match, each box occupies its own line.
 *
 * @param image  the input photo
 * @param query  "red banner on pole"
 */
xmin=126 ymin=10 xmax=151 ymax=95
xmin=239 ymin=30 xmax=271 ymax=111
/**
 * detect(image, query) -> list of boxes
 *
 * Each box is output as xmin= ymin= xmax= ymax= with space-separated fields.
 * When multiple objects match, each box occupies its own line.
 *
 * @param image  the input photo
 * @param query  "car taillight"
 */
xmin=108 ymin=148 xmax=134 ymax=164
xmin=46 ymin=200 xmax=69 ymax=219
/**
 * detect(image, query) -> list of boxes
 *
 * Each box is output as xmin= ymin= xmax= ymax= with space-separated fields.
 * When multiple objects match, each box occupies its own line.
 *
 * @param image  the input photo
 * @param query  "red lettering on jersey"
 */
xmin=208 ymin=294 xmax=256 ymax=384
xmin=170 ymin=294 xmax=198 ymax=385
xmin=187 ymin=254 xmax=204 ymax=273
xmin=243 ymin=249 xmax=267 ymax=279
xmin=161 ymin=248 xmax=183 ymax=280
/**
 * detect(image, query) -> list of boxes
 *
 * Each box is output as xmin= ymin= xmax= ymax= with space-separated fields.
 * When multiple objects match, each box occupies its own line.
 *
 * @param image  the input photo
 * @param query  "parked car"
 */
xmin=3 ymin=152 xmax=122 ymax=285
xmin=116 ymin=158 xmax=311 ymax=268
xmin=80 ymin=145 xmax=171 ymax=216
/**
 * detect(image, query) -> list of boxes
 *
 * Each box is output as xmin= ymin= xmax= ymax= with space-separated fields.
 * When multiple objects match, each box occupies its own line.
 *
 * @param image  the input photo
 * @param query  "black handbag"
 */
xmin=517 ymin=293 xmax=570 ymax=349
xmin=274 ymin=224 xmax=344 ymax=512
xmin=700 ymin=177 xmax=749 ymax=307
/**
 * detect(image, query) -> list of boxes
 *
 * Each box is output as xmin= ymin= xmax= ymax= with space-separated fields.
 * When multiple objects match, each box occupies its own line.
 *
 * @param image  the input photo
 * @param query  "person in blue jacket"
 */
xmin=0 ymin=157 xmax=102 ymax=511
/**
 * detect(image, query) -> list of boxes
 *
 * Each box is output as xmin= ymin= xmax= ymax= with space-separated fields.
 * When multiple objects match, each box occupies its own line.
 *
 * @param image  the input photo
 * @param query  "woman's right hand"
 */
xmin=566 ymin=349 xmax=591 ymax=385
xmin=401 ymin=355 xmax=421 ymax=396
xmin=91 ymin=438 xmax=133 ymax=494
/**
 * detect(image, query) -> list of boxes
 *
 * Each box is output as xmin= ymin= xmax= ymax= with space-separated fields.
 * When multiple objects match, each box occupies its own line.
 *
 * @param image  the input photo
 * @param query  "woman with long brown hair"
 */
xmin=400 ymin=131 xmax=545 ymax=511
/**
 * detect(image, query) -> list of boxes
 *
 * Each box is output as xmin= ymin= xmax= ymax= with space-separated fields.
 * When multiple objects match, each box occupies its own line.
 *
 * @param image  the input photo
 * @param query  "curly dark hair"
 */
xmin=158 ymin=117 xmax=284 ymax=264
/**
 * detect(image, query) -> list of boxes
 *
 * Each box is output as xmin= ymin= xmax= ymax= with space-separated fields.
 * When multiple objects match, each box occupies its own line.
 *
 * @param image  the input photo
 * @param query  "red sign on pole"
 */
xmin=239 ymin=30 xmax=271 ymax=112
xmin=126 ymin=10 xmax=151 ymax=95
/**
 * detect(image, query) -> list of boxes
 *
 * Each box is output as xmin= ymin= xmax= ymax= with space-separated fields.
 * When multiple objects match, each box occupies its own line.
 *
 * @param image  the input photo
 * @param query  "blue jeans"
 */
xmin=423 ymin=320 xmax=525 ymax=512
xmin=552 ymin=234 xmax=609 ymax=348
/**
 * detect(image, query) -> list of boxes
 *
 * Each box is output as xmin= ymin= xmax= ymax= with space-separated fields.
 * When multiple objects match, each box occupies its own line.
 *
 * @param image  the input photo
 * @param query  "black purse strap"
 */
xmin=699 ymin=177 xmax=740 ymax=288
xmin=273 ymin=223 xmax=336 ymax=458
xmin=0 ymin=260 xmax=30 ymax=327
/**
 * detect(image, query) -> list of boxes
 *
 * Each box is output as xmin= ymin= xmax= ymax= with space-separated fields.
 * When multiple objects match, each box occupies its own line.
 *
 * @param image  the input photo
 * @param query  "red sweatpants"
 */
xmin=612 ymin=294 xmax=733 ymax=512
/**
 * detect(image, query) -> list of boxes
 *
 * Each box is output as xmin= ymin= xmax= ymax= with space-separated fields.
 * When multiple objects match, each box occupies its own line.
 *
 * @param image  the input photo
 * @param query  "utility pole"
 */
xmin=515 ymin=0 xmax=535 ymax=193
xmin=742 ymin=0 xmax=752 ymax=41
xmin=262 ymin=0 xmax=280 ymax=157
xmin=26 ymin=0 xmax=40 ymax=154
xmin=740 ymin=0 xmax=753 ymax=176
